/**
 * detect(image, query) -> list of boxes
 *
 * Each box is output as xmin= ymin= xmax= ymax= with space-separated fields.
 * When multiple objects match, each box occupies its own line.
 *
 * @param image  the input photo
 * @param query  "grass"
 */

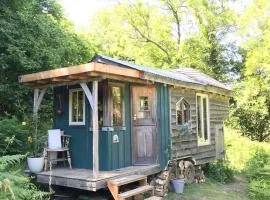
xmin=165 ymin=126 xmax=270 ymax=200
xmin=164 ymin=177 xmax=249 ymax=200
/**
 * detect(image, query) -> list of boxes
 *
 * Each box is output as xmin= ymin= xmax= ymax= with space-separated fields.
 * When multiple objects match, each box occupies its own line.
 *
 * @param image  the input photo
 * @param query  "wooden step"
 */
xmin=118 ymin=185 xmax=154 ymax=199
xmin=109 ymin=174 xmax=147 ymax=186
xmin=144 ymin=196 xmax=162 ymax=200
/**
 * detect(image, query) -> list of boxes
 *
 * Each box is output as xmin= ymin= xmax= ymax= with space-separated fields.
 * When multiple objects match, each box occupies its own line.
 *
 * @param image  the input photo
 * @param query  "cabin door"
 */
xmin=131 ymin=86 xmax=157 ymax=165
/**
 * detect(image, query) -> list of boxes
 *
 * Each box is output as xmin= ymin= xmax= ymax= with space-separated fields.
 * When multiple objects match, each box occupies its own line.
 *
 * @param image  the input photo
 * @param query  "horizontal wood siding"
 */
xmin=53 ymin=83 xmax=132 ymax=171
xmin=170 ymin=87 xmax=229 ymax=164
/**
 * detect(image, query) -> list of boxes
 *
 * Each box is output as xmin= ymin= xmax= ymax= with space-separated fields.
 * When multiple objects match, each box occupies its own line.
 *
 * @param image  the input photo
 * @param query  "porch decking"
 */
xmin=36 ymin=164 xmax=161 ymax=191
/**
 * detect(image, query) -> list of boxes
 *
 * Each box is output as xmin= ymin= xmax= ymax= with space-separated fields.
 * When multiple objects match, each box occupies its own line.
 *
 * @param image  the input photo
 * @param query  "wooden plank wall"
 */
xmin=170 ymin=87 xmax=229 ymax=165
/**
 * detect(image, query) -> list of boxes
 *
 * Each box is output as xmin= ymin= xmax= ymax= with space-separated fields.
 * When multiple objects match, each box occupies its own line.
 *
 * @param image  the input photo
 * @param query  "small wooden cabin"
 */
xmin=19 ymin=54 xmax=230 ymax=194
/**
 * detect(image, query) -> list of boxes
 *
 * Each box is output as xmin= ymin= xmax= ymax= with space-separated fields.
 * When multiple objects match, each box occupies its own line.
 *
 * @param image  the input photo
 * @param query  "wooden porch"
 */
xmin=36 ymin=164 xmax=161 ymax=191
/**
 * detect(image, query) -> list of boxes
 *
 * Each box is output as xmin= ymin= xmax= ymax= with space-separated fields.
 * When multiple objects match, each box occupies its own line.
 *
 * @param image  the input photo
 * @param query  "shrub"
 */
xmin=225 ymin=126 xmax=270 ymax=171
xmin=245 ymin=148 xmax=269 ymax=176
xmin=0 ymin=116 xmax=52 ymax=156
xmin=0 ymin=154 xmax=51 ymax=199
xmin=0 ymin=117 xmax=30 ymax=155
xmin=203 ymin=159 xmax=234 ymax=183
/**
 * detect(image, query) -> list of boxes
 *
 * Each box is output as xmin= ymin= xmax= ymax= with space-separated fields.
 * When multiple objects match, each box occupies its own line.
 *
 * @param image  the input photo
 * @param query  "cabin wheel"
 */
xmin=183 ymin=160 xmax=195 ymax=184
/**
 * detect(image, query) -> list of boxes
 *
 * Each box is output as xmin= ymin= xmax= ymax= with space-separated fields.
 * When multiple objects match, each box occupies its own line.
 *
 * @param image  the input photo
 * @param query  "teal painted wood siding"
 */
xmin=156 ymin=83 xmax=170 ymax=169
xmin=53 ymin=83 xmax=131 ymax=170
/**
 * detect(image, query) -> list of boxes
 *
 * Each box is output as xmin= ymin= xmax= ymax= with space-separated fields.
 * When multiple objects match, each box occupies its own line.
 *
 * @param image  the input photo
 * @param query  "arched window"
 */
xmin=176 ymin=98 xmax=190 ymax=125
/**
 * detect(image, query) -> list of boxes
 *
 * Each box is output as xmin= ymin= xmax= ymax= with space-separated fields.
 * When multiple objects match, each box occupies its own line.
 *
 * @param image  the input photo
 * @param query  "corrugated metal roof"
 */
xmin=91 ymin=54 xmax=231 ymax=91
xmin=92 ymin=55 xmax=200 ymax=84
xmin=174 ymin=68 xmax=231 ymax=90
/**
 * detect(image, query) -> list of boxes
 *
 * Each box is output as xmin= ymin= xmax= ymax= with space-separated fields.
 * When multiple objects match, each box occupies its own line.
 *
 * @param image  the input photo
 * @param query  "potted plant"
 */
xmin=27 ymin=114 xmax=45 ymax=173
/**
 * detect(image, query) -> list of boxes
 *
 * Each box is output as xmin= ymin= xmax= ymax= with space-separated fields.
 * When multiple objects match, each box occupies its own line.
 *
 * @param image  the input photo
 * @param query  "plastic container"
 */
xmin=172 ymin=179 xmax=185 ymax=193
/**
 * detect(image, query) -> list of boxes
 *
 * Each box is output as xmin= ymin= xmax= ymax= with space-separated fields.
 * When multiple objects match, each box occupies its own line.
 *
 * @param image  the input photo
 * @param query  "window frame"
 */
xmin=176 ymin=97 xmax=191 ymax=125
xmin=108 ymin=83 xmax=125 ymax=127
xmin=196 ymin=93 xmax=210 ymax=146
xmin=69 ymin=88 xmax=85 ymax=126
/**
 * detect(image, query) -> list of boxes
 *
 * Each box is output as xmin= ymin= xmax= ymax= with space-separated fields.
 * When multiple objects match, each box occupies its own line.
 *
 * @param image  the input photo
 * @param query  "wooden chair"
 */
xmin=43 ymin=130 xmax=72 ymax=171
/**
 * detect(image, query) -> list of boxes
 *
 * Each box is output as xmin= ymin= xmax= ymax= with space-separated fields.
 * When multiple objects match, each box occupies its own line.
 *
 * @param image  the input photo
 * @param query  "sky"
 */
xmin=58 ymin=0 xmax=119 ymax=29
xmin=59 ymin=0 xmax=250 ymax=30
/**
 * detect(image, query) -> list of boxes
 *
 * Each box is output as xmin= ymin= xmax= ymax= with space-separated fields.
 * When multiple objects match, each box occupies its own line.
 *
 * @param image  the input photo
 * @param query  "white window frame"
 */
xmin=196 ymin=93 xmax=210 ymax=146
xmin=69 ymin=88 xmax=85 ymax=126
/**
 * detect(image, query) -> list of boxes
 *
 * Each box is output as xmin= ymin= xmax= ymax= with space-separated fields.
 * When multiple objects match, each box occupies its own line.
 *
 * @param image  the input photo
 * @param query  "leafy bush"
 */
xmin=225 ymin=126 xmax=270 ymax=171
xmin=0 ymin=154 xmax=51 ymax=199
xmin=248 ymin=174 xmax=270 ymax=200
xmin=229 ymin=73 xmax=270 ymax=142
xmin=245 ymin=148 xmax=269 ymax=176
xmin=0 ymin=117 xmax=30 ymax=155
xmin=203 ymin=159 xmax=234 ymax=183
xmin=0 ymin=116 xmax=52 ymax=156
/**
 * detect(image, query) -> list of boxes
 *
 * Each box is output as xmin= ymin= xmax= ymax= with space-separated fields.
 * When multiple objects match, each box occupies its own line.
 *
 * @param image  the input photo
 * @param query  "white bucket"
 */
xmin=172 ymin=179 xmax=185 ymax=193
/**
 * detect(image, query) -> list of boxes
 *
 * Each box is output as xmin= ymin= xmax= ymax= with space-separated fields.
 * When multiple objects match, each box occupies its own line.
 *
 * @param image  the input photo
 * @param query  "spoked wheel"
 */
xmin=183 ymin=161 xmax=195 ymax=184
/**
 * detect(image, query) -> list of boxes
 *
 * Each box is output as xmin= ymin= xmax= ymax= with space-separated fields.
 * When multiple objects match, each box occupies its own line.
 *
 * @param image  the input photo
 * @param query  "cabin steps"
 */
xmin=107 ymin=174 xmax=155 ymax=200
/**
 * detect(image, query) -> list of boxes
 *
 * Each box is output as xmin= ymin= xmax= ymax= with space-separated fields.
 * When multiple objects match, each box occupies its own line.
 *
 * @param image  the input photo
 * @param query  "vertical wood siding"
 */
xmin=157 ymin=83 xmax=170 ymax=169
xmin=53 ymin=83 xmax=132 ymax=170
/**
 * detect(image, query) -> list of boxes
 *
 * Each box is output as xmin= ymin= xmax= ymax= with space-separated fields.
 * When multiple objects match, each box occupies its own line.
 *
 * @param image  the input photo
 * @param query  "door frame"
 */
xmin=130 ymin=85 xmax=158 ymax=165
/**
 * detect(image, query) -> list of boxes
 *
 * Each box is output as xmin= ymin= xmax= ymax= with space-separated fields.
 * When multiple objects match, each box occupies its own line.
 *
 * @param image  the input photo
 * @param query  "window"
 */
xmin=176 ymin=98 xmax=190 ymax=125
xmin=111 ymin=86 xmax=124 ymax=126
xmin=69 ymin=89 xmax=85 ymax=125
xmin=196 ymin=94 xmax=210 ymax=145
xmin=140 ymin=96 xmax=150 ymax=111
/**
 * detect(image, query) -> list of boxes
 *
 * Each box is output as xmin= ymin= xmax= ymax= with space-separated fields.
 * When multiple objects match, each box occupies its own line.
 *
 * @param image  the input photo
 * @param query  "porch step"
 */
xmin=119 ymin=185 xmax=154 ymax=199
xmin=109 ymin=174 xmax=147 ymax=186
xmin=108 ymin=174 xmax=154 ymax=200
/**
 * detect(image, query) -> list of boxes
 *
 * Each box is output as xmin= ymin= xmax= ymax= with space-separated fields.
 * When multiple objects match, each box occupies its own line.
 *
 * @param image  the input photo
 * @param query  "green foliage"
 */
xmin=245 ymin=148 xmax=269 ymax=176
xmin=0 ymin=116 xmax=50 ymax=156
xmin=229 ymin=0 xmax=270 ymax=142
xmin=203 ymin=160 xmax=234 ymax=183
xmin=225 ymin=127 xmax=270 ymax=199
xmin=225 ymin=126 xmax=270 ymax=171
xmin=0 ymin=0 xmax=94 ymax=120
xmin=0 ymin=154 xmax=51 ymax=200
xmin=86 ymin=0 xmax=242 ymax=81
xmin=0 ymin=117 xmax=30 ymax=155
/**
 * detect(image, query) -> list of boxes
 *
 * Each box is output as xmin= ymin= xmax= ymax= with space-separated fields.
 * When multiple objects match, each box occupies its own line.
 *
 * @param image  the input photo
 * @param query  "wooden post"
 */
xmin=92 ymin=81 xmax=99 ymax=179
xmin=33 ymin=88 xmax=46 ymax=155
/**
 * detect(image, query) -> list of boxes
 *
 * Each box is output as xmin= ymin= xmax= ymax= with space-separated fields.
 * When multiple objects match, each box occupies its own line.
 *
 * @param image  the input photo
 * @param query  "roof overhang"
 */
xmin=19 ymin=62 xmax=145 ymax=88
xmin=19 ymin=61 xmax=232 ymax=97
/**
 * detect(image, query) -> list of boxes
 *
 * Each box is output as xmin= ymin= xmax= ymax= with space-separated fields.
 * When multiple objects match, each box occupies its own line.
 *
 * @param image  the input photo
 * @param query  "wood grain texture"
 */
xmin=170 ymin=87 xmax=229 ymax=164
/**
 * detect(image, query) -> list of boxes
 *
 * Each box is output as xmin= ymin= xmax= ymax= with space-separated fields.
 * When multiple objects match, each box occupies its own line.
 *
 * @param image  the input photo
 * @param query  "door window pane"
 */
xmin=140 ymin=96 xmax=149 ymax=111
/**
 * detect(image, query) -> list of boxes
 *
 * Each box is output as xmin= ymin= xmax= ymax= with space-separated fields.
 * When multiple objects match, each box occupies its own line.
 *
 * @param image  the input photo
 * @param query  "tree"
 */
xmin=0 ymin=0 xmax=94 ymax=120
xmin=230 ymin=0 xmax=270 ymax=142
xmin=86 ymin=0 xmax=241 ymax=80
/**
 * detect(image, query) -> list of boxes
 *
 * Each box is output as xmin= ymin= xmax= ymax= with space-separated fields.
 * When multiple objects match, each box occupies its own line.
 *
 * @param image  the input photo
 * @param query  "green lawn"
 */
xmin=164 ymin=176 xmax=249 ymax=200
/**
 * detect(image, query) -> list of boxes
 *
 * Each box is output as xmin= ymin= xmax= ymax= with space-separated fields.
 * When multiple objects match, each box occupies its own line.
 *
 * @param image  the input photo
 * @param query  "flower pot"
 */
xmin=172 ymin=179 xmax=185 ymax=193
xmin=27 ymin=156 xmax=44 ymax=173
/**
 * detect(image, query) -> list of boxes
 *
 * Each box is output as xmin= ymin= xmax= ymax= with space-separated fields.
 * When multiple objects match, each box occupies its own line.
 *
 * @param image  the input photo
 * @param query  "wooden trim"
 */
xmin=92 ymin=81 xmax=99 ymax=179
xmin=33 ymin=88 xmax=46 ymax=114
xmin=80 ymin=83 xmax=94 ymax=109
xmin=196 ymin=93 xmax=210 ymax=146
xmin=68 ymin=88 xmax=86 ymax=126
xmin=19 ymin=62 xmax=141 ymax=84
